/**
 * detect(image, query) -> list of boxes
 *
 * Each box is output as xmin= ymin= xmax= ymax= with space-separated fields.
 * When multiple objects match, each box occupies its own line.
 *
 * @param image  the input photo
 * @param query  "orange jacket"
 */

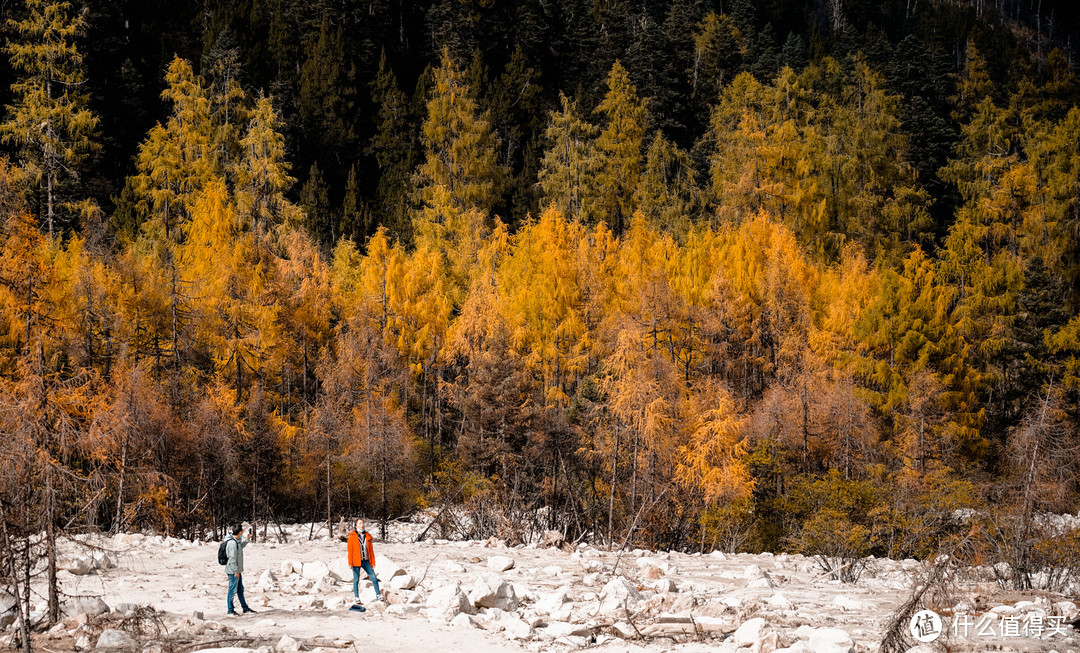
xmin=347 ymin=530 xmax=375 ymax=567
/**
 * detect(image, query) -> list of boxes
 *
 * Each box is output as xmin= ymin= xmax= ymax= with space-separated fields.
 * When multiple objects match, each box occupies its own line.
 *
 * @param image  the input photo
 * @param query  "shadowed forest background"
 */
xmin=1 ymin=0 xmax=1080 ymax=600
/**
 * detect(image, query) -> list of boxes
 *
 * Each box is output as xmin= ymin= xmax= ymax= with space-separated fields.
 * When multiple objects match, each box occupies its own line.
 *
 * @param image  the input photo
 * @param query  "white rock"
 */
xmin=469 ymin=573 xmax=519 ymax=611
xmin=374 ymin=554 xmax=406 ymax=579
xmin=450 ymin=612 xmax=479 ymax=629
xmin=93 ymin=553 xmax=117 ymax=570
xmin=636 ymin=557 xmax=662 ymax=569
xmin=535 ymin=586 xmax=572 ymax=615
xmin=543 ymin=621 xmax=592 ymax=638
xmin=710 ymin=550 xmax=728 ymax=560
xmin=487 ymin=556 xmax=515 ymax=572
xmin=733 ymin=617 xmax=768 ymax=647
xmin=599 ymin=577 xmax=643 ymax=614
xmin=776 ymin=643 xmax=813 ymax=653
xmin=389 ymin=573 xmax=417 ymax=590
xmin=808 ymin=627 xmax=854 ymax=653
xmin=275 ymin=635 xmax=300 ymax=653
xmin=766 ymin=593 xmax=793 ymax=610
xmin=66 ymin=597 xmax=110 ymax=616
xmin=749 ymin=576 xmax=775 ymax=589
xmin=582 ymin=572 xmax=600 ymax=586
xmin=651 ymin=578 xmax=677 ymax=593
xmin=441 ymin=561 xmax=466 ymax=573
xmin=61 ymin=557 xmax=94 ymax=576
xmin=744 ymin=564 xmax=767 ymax=580
xmin=279 ymin=560 xmax=296 ymax=576
xmin=254 ymin=618 xmax=276 ymax=627
xmin=501 ymin=617 xmax=534 ymax=640
xmin=328 ymin=558 xmax=352 ymax=582
xmin=612 ymin=621 xmax=636 ymax=638
xmin=302 ymin=561 xmax=331 ymax=581
xmin=831 ymin=595 xmax=868 ymax=612
xmin=542 ymin=565 xmax=562 ymax=577
xmin=96 ymin=629 xmax=138 ymax=648
xmin=425 ymin=582 xmax=474 ymax=622
xmin=296 ymin=594 xmax=323 ymax=609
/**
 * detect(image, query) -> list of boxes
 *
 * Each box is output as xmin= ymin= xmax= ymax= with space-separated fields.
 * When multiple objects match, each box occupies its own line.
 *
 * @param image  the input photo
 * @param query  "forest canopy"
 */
xmin=0 ymin=0 xmax=1079 ymax=604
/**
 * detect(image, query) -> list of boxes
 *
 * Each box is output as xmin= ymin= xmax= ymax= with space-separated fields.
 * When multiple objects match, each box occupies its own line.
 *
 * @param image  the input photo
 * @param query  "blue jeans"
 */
xmin=352 ymin=561 xmax=380 ymax=599
xmin=227 ymin=573 xmax=249 ymax=613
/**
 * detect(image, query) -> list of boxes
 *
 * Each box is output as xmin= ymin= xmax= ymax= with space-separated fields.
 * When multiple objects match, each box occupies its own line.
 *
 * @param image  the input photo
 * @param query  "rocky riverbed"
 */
xmin=4 ymin=524 xmax=1078 ymax=653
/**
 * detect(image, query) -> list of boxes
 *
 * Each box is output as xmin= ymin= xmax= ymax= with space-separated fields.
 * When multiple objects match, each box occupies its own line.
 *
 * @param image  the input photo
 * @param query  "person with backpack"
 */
xmin=347 ymin=518 xmax=382 ymax=608
xmin=223 ymin=523 xmax=255 ymax=615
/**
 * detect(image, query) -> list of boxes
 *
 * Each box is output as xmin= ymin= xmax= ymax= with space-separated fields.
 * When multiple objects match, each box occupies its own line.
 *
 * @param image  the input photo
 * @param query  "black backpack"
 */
xmin=217 ymin=537 xmax=230 ymax=565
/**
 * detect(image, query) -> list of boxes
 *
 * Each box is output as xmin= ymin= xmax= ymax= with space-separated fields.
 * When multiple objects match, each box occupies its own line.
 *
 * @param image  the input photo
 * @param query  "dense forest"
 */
xmin=1 ymin=0 xmax=1080 ymax=614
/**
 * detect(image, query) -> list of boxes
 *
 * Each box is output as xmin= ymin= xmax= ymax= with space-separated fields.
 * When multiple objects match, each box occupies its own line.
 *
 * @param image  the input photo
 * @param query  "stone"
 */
xmin=542 ymin=565 xmax=562 ymax=577
xmin=766 ymin=593 xmax=793 ymax=610
xmin=543 ymin=621 xmax=593 ymax=638
xmin=296 ymin=594 xmax=323 ymax=609
xmin=599 ymin=577 xmax=643 ymax=614
xmin=651 ymin=578 xmax=677 ymax=593
xmin=450 ymin=612 xmax=480 ymax=629
xmin=582 ymin=572 xmax=600 ymax=586
xmin=612 ymin=621 xmax=636 ymax=638
xmin=487 ymin=555 xmax=515 ymax=572
xmin=733 ymin=617 xmax=768 ymax=648
xmin=66 ymin=597 xmax=110 ymax=617
xmin=535 ymin=586 xmax=572 ymax=615
xmin=501 ymin=617 xmax=534 ymax=640
xmin=301 ymin=561 xmax=331 ymax=581
xmin=276 ymin=635 xmax=300 ymax=653
xmin=113 ymin=603 xmax=140 ymax=615
xmin=468 ymin=573 xmax=519 ymax=611
xmin=441 ymin=561 xmax=466 ymax=573
xmin=328 ymin=558 xmax=352 ymax=582
xmin=389 ymin=573 xmax=417 ymax=590
xmin=744 ymin=564 xmax=767 ymax=580
xmin=61 ymin=557 xmax=94 ymax=576
xmin=749 ymin=576 xmax=776 ymax=589
xmin=776 ymin=643 xmax=813 ymax=653
xmin=710 ymin=550 xmax=728 ymax=560
xmin=96 ymin=629 xmax=138 ymax=649
xmin=254 ymin=618 xmax=277 ymax=627
xmin=808 ymin=627 xmax=854 ymax=653
xmin=425 ymin=582 xmax=475 ymax=622
xmin=257 ymin=569 xmax=278 ymax=592
xmin=93 ymin=553 xmax=117 ymax=571
xmin=374 ymin=554 xmax=406 ymax=579
xmin=831 ymin=595 xmax=868 ymax=612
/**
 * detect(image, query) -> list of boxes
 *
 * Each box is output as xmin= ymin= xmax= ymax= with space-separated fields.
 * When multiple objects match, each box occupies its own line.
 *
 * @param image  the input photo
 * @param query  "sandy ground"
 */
xmin=9 ymin=524 xmax=1080 ymax=653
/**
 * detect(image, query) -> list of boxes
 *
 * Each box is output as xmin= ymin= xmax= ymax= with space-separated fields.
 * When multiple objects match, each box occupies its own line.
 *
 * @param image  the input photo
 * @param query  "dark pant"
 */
xmin=227 ymin=573 xmax=250 ymax=613
xmin=352 ymin=561 xmax=381 ymax=599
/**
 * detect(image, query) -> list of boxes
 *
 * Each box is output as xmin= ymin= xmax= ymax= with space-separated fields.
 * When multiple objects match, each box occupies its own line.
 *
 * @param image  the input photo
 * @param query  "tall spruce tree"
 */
xmin=2 ymin=0 xmax=99 ymax=237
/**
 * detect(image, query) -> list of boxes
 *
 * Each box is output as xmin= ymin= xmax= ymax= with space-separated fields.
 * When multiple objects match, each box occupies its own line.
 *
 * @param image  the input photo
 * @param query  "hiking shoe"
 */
xmin=242 ymin=608 xmax=257 ymax=614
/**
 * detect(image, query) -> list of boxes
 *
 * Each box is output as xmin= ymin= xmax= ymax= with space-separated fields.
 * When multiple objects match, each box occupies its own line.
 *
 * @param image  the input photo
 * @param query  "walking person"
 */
xmin=225 ymin=523 xmax=256 ymax=615
xmin=347 ymin=518 xmax=382 ymax=607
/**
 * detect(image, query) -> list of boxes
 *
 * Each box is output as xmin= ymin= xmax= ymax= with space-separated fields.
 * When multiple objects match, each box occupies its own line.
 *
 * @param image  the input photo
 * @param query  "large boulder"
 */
xmin=808 ymin=627 xmax=854 ymax=653
xmin=389 ymin=573 xmax=417 ymax=590
xmin=96 ymin=629 xmax=138 ymax=648
xmin=599 ymin=577 xmax=643 ymax=614
xmin=487 ymin=556 xmax=515 ymax=572
xmin=534 ymin=586 xmax=571 ymax=615
xmin=425 ymin=582 xmax=475 ymax=622
xmin=374 ymin=555 xmax=406 ymax=579
xmin=65 ymin=597 xmax=110 ymax=617
xmin=60 ymin=557 xmax=94 ymax=576
xmin=301 ymin=561 xmax=331 ymax=581
xmin=468 ymin=573 xmax=518 ymax=611
xmin=328 ymin=558 xmax=352 ymax=582
xmin=733 ymin=618 xmax=769 ymax=648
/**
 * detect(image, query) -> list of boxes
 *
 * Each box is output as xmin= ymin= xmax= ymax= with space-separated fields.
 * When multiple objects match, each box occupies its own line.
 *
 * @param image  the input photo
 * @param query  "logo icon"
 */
xmin=909 ymin=609 xmax=943 ymax=642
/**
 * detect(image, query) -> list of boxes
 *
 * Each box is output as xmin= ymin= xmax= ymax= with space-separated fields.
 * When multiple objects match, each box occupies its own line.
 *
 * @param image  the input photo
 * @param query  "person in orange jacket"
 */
xmin=347 ymin=518 xmax=382 ymax=605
